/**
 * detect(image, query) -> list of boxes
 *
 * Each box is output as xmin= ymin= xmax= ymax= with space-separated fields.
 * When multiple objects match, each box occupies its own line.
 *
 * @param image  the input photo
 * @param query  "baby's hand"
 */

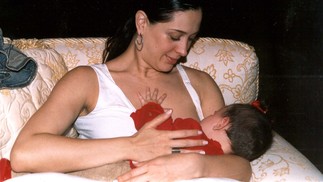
xmin=138 ymin=88 xmax=167 ymax=106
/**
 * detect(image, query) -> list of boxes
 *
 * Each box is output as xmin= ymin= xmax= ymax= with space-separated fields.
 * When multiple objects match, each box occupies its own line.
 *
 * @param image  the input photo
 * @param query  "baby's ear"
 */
xmin=213 ymin=117 xmax=230 ymax=130
xmin=221 ymin=117 xmax=230 ymax=127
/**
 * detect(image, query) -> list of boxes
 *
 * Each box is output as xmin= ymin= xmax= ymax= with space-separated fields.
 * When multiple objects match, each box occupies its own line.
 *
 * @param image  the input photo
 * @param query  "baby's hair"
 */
xmin=223 ymin=104 xmax=273 ymax=161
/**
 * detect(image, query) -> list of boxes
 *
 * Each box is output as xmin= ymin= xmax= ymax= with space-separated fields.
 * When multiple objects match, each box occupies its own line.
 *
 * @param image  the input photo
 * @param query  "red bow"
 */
xmin=251 ymin=100 xmax=268 ymax=114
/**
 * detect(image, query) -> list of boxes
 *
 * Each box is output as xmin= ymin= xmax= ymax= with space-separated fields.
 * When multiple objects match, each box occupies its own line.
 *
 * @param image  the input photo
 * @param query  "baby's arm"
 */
xmin=138 ymin=88 xmax=167 ymax=106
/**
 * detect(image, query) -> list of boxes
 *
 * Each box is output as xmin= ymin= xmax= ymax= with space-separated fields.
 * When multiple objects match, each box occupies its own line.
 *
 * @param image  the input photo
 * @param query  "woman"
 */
xmin=10 ymin=0 xmax=251 ymax=181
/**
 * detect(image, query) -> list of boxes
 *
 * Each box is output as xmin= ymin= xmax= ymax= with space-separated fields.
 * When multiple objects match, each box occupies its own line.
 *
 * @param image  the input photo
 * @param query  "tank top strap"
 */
xmin=176 ymin=64 xmax=204 ymax=120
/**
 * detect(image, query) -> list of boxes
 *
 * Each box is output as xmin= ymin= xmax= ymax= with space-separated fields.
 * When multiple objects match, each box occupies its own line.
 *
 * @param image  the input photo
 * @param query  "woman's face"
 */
xmin=141 ymin=9 xmax=202 ymax=72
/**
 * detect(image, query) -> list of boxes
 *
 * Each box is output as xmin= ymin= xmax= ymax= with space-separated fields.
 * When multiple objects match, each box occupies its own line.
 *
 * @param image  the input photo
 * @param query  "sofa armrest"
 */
xmin=251 ymin=132 xmax=323 ymax=181
xmin=0 ymin=47 xmax=68 ymax=159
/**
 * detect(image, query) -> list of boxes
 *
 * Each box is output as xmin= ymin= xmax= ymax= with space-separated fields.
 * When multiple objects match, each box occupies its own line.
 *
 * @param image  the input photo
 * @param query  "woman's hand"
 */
xmin=129 ymin=110 xmax=206 ymax=162
xmin=118 ymin=153 xmax=203 ymax=182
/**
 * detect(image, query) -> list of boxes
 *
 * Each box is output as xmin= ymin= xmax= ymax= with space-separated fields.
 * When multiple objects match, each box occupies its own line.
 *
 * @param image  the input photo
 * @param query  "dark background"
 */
xmin=1 ymin=0 xmax=322 ymax=172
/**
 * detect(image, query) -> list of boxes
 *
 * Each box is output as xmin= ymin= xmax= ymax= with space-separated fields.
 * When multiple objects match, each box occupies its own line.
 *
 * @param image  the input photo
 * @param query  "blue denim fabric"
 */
xmin=0 ymin=28 xmax=37 ymax=89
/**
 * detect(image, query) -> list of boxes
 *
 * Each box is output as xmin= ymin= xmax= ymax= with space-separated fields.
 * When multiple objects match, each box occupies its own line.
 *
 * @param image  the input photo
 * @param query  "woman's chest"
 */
xmin=115 ymin=76 xmax=201 ymax=120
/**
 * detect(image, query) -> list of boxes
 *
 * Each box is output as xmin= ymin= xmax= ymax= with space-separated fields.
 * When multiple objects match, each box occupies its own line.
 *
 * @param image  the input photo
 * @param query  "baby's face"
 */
xmin=200 ymin=108 xmax=233 ymax=154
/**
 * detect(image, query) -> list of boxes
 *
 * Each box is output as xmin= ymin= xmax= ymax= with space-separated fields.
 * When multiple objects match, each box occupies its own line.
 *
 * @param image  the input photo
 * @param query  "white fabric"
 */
xmin=5 ymin=173 xmax=237 ymax=182
xmin=177 ymin=178 xmax=238 ymax=182
xmin=5 ymin=173 xmax=102 ymax=182
xmin=177 ymin=64 xmax=204 ymax=120
xmin=74 ymin=64 xmax=137 ymax=139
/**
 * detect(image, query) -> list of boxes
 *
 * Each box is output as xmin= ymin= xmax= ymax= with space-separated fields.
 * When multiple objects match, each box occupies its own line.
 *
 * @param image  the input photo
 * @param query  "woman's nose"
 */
xmin=175 ymin=40 xmax=188 ymax=56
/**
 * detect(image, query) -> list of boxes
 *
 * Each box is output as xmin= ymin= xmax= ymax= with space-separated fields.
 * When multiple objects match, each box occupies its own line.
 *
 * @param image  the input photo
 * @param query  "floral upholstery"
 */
xmin=251 ymin=132 xmax=322 ymax=181
xmin=1 ymin=37 xmax=322 ymax=181
xmin=37 ymin=37 xmax=259 ymax=105
xmin=0 ymin=47 xmax=68 ymax=159
xmin=186 ymin=38 xmax=258 ymax=104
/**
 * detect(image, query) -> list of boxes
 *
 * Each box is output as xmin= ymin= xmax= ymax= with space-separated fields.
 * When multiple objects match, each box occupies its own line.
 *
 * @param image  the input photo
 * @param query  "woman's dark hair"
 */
xmin=223 ymin=104 xmax=273 ymax=161
xmin=103 ymin=0 xmax=203 ymax=62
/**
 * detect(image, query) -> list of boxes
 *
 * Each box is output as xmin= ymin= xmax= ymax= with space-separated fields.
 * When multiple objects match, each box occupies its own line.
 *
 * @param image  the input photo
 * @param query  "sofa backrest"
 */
xmin=0 ymin=37 xmax=259 ymax=159
xmin=41 ymin=37 xmax=259 ymax=104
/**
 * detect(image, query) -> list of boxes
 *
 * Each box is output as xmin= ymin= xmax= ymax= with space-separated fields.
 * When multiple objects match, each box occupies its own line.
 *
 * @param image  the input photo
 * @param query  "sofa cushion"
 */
xmin=0 ymin=48 xmax=68 ymax=159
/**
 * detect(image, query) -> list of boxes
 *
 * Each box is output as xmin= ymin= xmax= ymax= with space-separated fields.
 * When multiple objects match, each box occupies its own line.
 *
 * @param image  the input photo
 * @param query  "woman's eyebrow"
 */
xmin=169 ymin=29 xmax=199 ymax=36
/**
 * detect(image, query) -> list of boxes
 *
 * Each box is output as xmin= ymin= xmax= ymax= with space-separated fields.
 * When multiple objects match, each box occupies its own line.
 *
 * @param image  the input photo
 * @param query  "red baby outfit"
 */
xmin=130 ymin=102 xmax=224 ymax=168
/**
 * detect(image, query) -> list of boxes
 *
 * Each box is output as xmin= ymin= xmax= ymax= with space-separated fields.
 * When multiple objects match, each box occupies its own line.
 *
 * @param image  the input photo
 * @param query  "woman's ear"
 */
xmin=213 ymin=117 xmax=230 ymax=130
xmin=135 ymin=10 xmax=148 ymax=34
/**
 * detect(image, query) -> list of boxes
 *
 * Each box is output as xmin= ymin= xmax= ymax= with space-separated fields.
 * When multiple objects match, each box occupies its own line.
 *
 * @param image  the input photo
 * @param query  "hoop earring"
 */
xmin=135 ymin=33 xmax=143 ymax=51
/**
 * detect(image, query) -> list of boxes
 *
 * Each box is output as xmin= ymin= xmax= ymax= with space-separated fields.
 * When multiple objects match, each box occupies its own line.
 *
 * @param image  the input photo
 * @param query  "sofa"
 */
xmin=1 ymin=37 xmax=322 ymax=181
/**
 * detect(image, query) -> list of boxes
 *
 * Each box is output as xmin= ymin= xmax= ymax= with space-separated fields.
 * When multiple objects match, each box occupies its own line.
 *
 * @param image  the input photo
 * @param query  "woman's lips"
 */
xmin=166 ymin=55 xmax=179 ymax=64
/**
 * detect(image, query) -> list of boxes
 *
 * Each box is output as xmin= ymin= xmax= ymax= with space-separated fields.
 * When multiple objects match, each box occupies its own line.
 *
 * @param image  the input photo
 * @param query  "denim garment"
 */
xmin=0 ymin=28 xmax=37 ymax=89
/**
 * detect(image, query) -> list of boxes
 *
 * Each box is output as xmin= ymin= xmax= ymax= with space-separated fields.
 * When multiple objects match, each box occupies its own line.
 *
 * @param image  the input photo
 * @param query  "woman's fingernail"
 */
xmin=198 ymin=130 xmax=202 ymax=135
xmin=199 ymin=151 xmax=206 ymax=155
xmin=203 ymin=140 xmax=208 ymax=145
xmin=165 ymin=109 xmax=172 ymax=114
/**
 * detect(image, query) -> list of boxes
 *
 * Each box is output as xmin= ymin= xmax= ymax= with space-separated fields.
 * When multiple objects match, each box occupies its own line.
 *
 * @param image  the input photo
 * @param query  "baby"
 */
xmin=130 ymin=88 xmax=273 ymax=168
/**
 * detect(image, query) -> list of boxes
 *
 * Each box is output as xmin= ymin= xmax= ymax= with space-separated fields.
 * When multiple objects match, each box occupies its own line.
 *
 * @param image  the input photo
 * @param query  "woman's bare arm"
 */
xmin=10 ymin=66 xmax=134 ymax=172
xmin=10 ymin=67 xmax=204 ymax=173
xmin=118 ymin=153 xmax=251 ymax=182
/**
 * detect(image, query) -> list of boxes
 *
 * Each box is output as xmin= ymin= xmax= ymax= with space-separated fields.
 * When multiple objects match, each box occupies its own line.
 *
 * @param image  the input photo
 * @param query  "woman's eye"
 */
xmin=170 ymin=36 xmax=180 ymax=41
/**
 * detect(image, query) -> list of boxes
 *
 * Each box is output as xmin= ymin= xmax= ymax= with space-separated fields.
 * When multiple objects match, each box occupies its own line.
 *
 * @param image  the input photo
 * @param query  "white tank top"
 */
xmin=74 ymin=64 xmax=204 ymax=139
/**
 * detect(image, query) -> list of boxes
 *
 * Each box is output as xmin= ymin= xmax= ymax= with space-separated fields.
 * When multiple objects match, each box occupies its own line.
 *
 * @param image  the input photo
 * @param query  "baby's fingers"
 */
xmin=157 ymin=93 xmax=167 ymax=104
xmin=137 ymin=92 xmax=146 ymax=105
xmin=145 ymin=87 xmax=152 ymax=100
xmin=151 ymin=88 xmax=158 ymax=100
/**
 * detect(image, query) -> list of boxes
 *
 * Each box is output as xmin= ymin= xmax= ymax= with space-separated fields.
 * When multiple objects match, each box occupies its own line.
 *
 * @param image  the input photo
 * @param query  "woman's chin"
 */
xmin=160 ymin=64 xmax=176 ymax=73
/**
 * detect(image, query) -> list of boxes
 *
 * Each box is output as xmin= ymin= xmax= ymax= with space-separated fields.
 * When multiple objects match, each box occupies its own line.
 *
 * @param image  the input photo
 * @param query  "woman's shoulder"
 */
xmin=52 ymin=65 xmax=99 ymax=114
xmin=66 ymin=65 xmax=97 ymax=78
xmin=56 ymin=65 xmax=98 ymax=90
xmin=70 ymin=65 xmax=96 ymax=72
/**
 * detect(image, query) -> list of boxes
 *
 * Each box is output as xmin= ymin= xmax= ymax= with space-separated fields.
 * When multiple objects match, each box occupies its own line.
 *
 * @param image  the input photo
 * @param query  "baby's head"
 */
xmin=201 ymin=103 xmax=273 ymax=161
xmin=224 ymin=104 xmax=273 ymax=161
